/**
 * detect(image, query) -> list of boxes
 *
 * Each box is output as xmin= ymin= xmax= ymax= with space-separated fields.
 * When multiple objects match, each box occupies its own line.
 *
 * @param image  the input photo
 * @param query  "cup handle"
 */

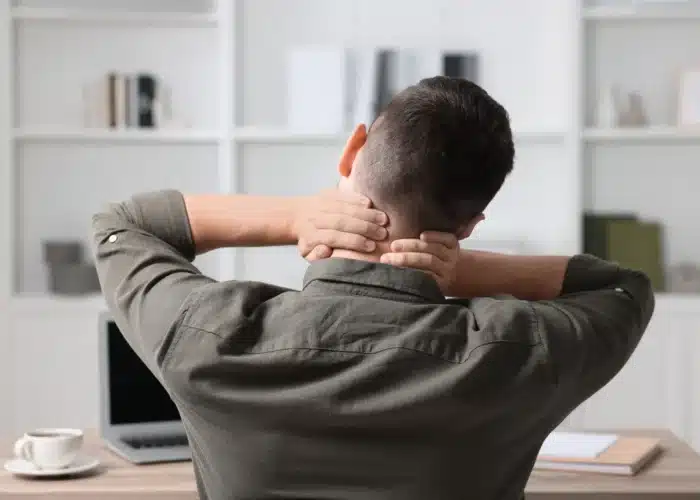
xmin=13 ymin=437 xmax=33 ymax=462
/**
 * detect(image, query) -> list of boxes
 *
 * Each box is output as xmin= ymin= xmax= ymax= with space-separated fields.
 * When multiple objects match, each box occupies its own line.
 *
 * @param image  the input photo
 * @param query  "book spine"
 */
xmin=107 ymin=72 xmax=117 ymax=128
xmin=443 ymin=54 xmax=465 ymax=78
xmin=124 ymin=75 xmax=132 ymax=128
xmin=374 ymin=50 xmax=392 ymax=118
xmin=137 ymin=73 xmax=157 ymax=128
xmin=114 ymin=73 xmax=126 ymax=128
xmin=463 ymin=53 xmax=479 ymax=83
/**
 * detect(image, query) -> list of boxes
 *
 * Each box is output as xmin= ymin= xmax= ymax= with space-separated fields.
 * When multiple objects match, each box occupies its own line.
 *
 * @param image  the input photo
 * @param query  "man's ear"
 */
xmin=456 ymin=214 xmax=485 ymax=240
xmin=338 ymin=124 xmax=367 ymax=177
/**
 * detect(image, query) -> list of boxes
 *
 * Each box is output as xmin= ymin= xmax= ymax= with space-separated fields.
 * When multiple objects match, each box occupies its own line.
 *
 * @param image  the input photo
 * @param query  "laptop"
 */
xmin=98 ymin=313 xmax=191 ymax=464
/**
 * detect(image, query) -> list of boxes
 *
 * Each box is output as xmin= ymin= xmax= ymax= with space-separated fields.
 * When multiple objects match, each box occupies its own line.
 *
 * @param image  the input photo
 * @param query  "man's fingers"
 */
xmin=319 ymin=203 xmax=388 ymax=226
xmin=380 ymin=252 xmax=446 ymax=275
xmin=310 ymin=230 xmax=376 ymax=253
xmin=310 ymin=213 xmax=388 ymax=241
xmin=420 ymin=231 xmax=459 ymax=249
xmin=390 ymin=239 xmax=452 ymax=262
xmin=321 ymin=189 xmax=372 ymax=208
xmin=306 ymin=245 xmax=332 ymax=261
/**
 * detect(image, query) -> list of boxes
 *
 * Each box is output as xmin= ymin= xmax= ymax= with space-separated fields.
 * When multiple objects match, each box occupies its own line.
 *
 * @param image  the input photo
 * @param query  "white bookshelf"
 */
xmin=0 ymin=0 xmax=583 ymax=307
xmin=582 ymin=0 xmax=700 ymax=280
xmin=0 ymin=0 xmax=697 ymax=309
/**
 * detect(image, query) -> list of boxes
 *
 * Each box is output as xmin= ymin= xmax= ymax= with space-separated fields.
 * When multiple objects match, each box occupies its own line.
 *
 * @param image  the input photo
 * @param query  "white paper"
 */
xmin=538 ymin=432 xmax=618 ymax=459
xmin=287 ymin=46 xmax=348 ymax=132
xmin=679 ymin=71 xmax=700 ymax=125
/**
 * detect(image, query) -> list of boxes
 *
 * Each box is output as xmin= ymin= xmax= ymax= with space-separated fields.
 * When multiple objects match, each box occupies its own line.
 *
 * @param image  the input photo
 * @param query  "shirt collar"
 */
xmin=303 ymin=258 xmax=445 ymax=302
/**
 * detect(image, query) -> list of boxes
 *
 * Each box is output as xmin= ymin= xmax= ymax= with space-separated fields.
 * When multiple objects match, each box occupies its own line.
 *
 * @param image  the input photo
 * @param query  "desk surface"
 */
xmin=1 ymin=430 xmax=699 ymax=499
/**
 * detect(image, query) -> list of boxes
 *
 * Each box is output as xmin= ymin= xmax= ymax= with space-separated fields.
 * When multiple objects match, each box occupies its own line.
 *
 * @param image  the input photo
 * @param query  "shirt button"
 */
xmin=108 ymin=234 xmax=118 ymax=243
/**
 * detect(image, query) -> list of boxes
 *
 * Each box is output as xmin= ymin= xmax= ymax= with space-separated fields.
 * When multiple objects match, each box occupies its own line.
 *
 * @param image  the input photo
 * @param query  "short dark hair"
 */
xmin=357 ymin=76 xmax=515 ymax=234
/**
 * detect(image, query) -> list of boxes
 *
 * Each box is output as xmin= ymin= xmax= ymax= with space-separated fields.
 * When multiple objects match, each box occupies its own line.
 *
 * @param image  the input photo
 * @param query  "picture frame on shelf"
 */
xmin=677 ymin=69 xmax=700 ymax=126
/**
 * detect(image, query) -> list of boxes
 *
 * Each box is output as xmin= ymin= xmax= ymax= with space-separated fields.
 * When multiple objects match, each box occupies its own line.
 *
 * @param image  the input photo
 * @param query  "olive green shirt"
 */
xmin=92 ymin=190 xmax=655 ymax=500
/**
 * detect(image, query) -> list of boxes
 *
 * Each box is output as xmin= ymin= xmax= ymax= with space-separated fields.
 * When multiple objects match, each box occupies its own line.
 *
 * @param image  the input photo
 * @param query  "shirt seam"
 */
xmin=176 ymin=323 xmax=542 ymax=366
xmin=529 ymin=301 xmax=568 ymax=387
xmin=161 ymin=286 xmax=212 ymax=369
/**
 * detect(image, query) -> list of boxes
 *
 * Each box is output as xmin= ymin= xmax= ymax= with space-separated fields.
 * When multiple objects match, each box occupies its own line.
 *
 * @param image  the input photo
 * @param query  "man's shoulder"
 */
xmin=180 ymin=279 xmax=297 ymax=335
xmin=447 ymin=295 xmax=541 ymax=346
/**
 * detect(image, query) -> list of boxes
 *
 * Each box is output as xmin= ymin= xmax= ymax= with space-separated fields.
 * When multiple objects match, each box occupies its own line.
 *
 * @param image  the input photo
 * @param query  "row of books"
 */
xmin=83 ymin=72 xmax=172 ymax=129
xmin=286 ymin=47 xmax=479 ymax=132
xmin=583 ymin=212 xmax=665 ymax=291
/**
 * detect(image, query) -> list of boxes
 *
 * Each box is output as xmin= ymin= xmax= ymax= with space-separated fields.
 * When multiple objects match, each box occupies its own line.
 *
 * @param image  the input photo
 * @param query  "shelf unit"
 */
xmin=583 ymin=126 xmax=700 ymax=142
xmin=583 ymin=5 xmax=700 ymax=20
xmin=11 ymin=6 xmax=219 ymax=25
xmin=1 ymin=0 xmax=699 ymax=310
xmin=13 ymin=127 xmax=221 ymax=143
xmin=581 ymin=0 xmax=700 ymax=299
xmin=0 ymin=0 xmax=583 ymax=309
xmin=12 ymin=126 xmax=568 ymax=145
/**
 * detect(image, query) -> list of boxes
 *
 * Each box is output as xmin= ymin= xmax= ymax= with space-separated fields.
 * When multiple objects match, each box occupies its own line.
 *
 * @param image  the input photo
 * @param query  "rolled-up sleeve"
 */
xmin=532 ymin=254 xmax=655 ymax=410
xmin=91 ymin=190 xmax=214 ymax=376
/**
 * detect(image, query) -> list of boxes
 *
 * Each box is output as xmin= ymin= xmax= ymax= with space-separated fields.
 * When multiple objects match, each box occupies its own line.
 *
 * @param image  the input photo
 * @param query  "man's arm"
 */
xmin=531 ymin=254 xmax=655 ymax=407
xmin=92 ymin=189 xmax=387 ymax=377
xmin=185 ymin=191 xmax=387 ymax=256
xmin=445 ymin=250 xmax=569 ymax=301
xmin=92 ymin=190 xmax=215 ymax=377
xmin=450 ymin=250 xmax=654 ymax=408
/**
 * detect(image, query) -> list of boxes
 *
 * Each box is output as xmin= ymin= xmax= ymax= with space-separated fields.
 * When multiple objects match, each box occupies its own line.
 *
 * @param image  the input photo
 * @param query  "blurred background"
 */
xmin=0 ymin=0 xmax=699 ymax=451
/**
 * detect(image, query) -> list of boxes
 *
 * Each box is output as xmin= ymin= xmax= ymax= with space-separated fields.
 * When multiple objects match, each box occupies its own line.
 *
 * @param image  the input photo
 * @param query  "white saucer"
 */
xmin=4 ymin=454 xmax=100 ymax=478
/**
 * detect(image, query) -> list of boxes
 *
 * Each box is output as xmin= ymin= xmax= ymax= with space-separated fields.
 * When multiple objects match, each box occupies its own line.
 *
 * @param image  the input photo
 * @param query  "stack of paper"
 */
xmin=535 ymin=432 xmax=662 ymax=476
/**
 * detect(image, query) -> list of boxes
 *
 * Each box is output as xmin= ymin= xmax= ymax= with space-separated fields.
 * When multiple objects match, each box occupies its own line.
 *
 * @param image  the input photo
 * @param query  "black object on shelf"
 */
xmin=137 ymin=73 xmax=158 ymax=128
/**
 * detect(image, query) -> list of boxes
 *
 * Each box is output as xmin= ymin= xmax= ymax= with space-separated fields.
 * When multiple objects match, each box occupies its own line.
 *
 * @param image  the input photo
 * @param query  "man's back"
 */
xmin=157 ymin=257 xmax=649 ymax=500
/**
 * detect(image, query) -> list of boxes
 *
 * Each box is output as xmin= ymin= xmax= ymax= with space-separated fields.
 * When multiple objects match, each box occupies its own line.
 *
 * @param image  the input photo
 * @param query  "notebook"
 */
xmin=535 ymin=432 xmax=662 ymax=475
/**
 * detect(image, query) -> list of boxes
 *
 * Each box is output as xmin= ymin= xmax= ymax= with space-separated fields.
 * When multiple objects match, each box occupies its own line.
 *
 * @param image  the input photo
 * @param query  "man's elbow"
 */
xmin=619 ymin=267 xmax=656 ymax=331
xmin=91 ymin=201 xmax=138 ymax=240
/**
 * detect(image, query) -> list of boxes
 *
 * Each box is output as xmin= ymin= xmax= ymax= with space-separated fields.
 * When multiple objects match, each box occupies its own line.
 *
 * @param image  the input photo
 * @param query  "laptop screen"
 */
xmin=107 ymin=320 xmax=181 ymax=425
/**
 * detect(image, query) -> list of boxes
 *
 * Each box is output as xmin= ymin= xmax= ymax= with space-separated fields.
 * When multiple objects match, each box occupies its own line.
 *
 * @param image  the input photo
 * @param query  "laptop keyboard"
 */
xmin=123 ymin=434 xmax=189 ymax=450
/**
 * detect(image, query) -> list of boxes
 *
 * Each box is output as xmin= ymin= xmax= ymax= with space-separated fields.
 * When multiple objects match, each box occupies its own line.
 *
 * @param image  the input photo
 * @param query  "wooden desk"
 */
xmin=526 ymin=430 xmax=700 ymax=499
xmin=1 ymin=430 xmax=699 ymax=499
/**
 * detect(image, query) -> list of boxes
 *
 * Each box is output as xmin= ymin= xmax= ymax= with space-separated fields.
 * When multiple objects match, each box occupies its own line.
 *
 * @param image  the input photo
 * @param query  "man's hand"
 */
xmin=295 ymin=190 xmax=389 ymax=261
xmin=380 ymin=232 xmax=460 ymax=294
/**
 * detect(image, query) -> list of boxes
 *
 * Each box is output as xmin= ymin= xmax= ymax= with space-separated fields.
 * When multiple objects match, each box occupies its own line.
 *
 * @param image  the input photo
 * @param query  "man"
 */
xmin=92 ymin=77 xmax=654 ymax=500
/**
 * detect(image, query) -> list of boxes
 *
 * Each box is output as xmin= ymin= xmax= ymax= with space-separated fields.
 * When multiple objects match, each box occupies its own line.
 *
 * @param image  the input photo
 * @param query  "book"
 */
xmin=136 ymin=73 xmax=157 ymax=128
xmin=374 ymin=49 xmax=394 ymax=118
xmin=535 ymin=432 xmax=662 ymax=476
xmin=606 ymin=219 xmax=666 ymax=291
xmin=583 ymin=212 xmax=638 ymax=259
xmin=107 ymin=72 xmax=118 ymax=128
xmin=442 ymin=52 xmax=479 ymax=83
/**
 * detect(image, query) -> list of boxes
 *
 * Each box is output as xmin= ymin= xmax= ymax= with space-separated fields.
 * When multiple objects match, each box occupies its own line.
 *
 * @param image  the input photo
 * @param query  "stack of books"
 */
xmin=83 ymin=72 xmax=172 ymax=130
xmin=535 ymin=431 xmax=662 ymax=476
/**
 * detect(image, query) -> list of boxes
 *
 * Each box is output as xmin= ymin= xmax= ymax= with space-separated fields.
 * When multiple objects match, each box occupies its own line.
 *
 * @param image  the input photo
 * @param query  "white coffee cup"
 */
xmin=13 ymin=428 xmax=83 ymax=469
